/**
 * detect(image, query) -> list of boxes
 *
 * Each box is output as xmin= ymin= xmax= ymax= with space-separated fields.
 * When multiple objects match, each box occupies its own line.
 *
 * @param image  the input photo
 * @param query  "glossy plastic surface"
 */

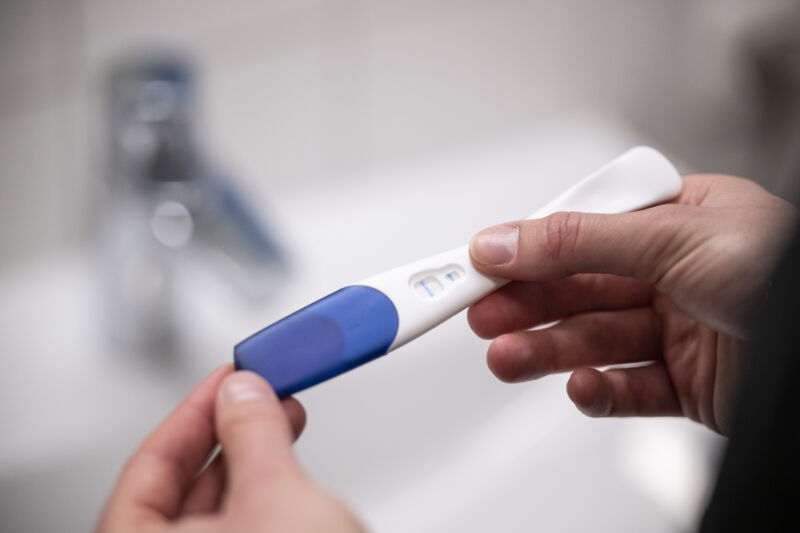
xmin=235 ymin=285 xmax=399 ymax=396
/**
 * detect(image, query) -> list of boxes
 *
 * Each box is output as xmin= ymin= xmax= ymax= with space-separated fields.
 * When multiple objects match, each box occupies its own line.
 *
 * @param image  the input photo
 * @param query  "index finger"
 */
xmin=98 ymin=364 xmax=232 ymax=529
xmin=467 ymin=273 xmax=653 ymax=339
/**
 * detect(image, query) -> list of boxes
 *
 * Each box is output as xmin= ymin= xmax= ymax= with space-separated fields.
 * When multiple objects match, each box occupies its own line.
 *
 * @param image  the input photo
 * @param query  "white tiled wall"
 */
xmin=1 ymin=0 xmax=796 ymax=267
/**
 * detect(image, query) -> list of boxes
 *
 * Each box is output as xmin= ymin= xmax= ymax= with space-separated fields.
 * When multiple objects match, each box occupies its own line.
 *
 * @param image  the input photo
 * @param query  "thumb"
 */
xmin=215 ymin=371 xmax=302 ymax=493
xmin=469 ymin=206 xmax=695 ymax=285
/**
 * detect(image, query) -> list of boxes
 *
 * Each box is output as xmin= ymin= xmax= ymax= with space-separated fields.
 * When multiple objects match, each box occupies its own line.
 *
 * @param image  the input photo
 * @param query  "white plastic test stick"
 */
xmin=359 ymin=146 xmax=682 ymax=351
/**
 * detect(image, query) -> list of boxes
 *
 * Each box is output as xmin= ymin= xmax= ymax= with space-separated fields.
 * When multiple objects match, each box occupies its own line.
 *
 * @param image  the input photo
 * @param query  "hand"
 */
xmin=97 ymin=365 xmax=363 ymax=533
xmin=468 ymin=174 xmax=798 ymax=433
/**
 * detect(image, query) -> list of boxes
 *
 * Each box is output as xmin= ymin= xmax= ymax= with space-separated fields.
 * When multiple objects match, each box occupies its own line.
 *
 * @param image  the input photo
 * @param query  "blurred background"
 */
xmin=2 ymin=1 xmax=799 ymax=531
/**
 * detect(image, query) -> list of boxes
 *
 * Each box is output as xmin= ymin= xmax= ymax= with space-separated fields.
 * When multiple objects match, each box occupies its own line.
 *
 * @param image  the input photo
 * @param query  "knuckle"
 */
xmin=542 ymin=211 xmax=583 ymax=261
xmin=466 ymin=303 xmax=495 ymax=340
xmin=634 ymin=205 xmax=695 ymax=284
xmin=219 ymin=403 xmax=282 ymax=437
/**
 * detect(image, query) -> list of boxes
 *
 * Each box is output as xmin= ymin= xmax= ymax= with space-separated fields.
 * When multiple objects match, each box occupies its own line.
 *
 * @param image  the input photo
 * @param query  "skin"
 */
xmin=468 ymin=174 xmax=799 ymax=434
xmin=97 ymin=366 xmax=363 ymax=533
xmin=99 ymin=173 xmax=797 ymax=530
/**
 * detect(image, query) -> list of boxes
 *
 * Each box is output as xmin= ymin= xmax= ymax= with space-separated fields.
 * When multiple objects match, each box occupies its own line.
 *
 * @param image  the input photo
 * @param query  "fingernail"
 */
xmin=220 ymin=372 xmax=270 ymax=404
xmin=470 ymin=225 xmax=518 ymax=265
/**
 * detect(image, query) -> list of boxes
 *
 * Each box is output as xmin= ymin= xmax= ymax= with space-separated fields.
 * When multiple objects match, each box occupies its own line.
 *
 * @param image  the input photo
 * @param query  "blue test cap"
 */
xmin=234 ymin=285 xmax=400 ymax=397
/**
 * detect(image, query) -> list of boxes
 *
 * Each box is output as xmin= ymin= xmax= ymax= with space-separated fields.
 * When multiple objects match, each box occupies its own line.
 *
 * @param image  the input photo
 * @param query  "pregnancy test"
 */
xmin=234 ymin=146 xmax=682 ymax=397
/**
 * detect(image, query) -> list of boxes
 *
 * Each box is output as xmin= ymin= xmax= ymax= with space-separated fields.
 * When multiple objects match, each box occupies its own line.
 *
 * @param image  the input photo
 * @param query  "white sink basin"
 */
xmin=0 ymin=116 xmax=724 ymax=532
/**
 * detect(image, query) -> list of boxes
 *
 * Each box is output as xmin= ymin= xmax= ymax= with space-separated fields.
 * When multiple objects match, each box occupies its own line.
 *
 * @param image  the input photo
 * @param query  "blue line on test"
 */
xmin=420 ymin=280 xmax=434 ymax=297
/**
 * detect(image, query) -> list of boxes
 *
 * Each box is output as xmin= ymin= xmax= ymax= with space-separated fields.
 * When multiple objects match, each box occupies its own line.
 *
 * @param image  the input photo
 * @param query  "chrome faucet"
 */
xmin=97 ymin=53 xmax=287 ymax=355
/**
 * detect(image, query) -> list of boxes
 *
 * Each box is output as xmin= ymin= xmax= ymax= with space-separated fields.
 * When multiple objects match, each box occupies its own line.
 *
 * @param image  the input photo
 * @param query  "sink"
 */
xmin=0 ymin=115 xmax=724 ymax=533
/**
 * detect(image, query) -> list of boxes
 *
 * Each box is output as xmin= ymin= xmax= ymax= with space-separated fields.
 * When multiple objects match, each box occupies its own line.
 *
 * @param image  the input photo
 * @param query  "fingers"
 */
xmin=100 ymin=366 xmax=309 ymax=530
xmin=180 ymin=451 xmax=226 ymax=515
xmin=469 ymin=205 xmax=700 ymax=286
xmin=180 ymin=396 xmax=306 ymax=516
xmin=567 ymin=364 xmax=682 ymax=417
xmin=215 ymin=371 xmax=303 ymax=496
xmin=282 ymin=396 xmax=308 ymax=440
xmin=486 ymin=307 xmax=661 ymax=382
xmin=468 ymin=274 xmax=652 ymax=339
xmin=100 ymin=364 xmax=233 ymax=527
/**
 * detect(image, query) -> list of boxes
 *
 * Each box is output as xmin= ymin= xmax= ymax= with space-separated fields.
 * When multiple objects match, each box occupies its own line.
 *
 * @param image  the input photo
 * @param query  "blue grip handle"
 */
xmin=234 ymin=285 xmax=399 ymax=397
